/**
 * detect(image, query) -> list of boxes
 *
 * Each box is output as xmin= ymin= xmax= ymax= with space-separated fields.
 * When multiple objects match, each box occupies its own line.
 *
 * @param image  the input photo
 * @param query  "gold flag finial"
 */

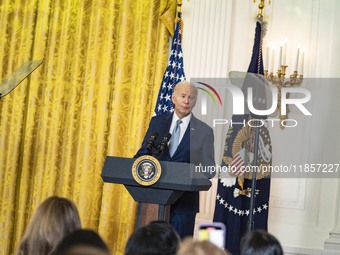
xmin=177 ymin=0 xmax=182 ymax=12
xmin=253 ymin=0 xmax=271 ymax=18
xmin=176 ymin=0 xmax=184 ymax=33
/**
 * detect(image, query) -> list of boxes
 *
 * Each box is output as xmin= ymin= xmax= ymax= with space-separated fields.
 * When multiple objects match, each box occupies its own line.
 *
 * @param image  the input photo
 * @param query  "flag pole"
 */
xmin=247 ymin=121 xmax=261 ymax=231
xmin=247 ymin=0 xmax=270 ymax=232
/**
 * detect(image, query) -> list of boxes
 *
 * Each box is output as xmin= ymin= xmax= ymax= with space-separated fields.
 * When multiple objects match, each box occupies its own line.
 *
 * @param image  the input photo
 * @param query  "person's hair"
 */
xmin=54 ymin=246 xmax=110 ymax=255
xmin=125 ymin=221 xmax=180 ymax=255
xmin=53 ymin=229 xmax=110 ymax=255
xmin=240 ymin=229 xmax=283 ymax=255
xmin=176 ymin=238 xmax=229 ymax=255
xmin=173 ymin=81 xmax=198 ymax=97
xmin=15 ymin=196 xmax=81 ymax=255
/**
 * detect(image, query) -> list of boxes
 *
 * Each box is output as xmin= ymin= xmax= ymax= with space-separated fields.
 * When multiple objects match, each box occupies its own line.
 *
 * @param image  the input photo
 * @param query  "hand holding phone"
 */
xmin=197 ymin=222 xmax=226 ymax=249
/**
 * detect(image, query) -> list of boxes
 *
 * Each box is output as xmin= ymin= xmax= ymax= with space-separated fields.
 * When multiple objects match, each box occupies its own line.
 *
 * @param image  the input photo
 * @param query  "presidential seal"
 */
xmin=132 ymin=155 xmax=162 ymax=186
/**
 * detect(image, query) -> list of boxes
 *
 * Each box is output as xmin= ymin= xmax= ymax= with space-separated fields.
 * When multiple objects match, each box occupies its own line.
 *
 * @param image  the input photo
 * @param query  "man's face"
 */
xmin=172 ymin=83 xmax=197 ymax=119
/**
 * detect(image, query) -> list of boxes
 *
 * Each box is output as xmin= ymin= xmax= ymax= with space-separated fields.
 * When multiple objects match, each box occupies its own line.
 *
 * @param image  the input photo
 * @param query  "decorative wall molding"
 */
xmin=182 ymin=0 xmax=234 ymax=219
xmin=284 ymin=246 xmax=322 ymax=255
xmin=323 ymin=179 xmax=340 ymax=254
xmin=269 ymin=178 xmax=306 ymax=209
xmin=183 ymin=0 xmax=233 ymax=78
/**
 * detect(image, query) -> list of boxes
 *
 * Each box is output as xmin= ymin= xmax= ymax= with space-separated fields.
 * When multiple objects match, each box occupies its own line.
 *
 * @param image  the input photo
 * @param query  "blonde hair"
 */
xmin=177 ymin=238 xmax=229 ymax=255
xmin=16 ymin=196 xmax=81 ymax=255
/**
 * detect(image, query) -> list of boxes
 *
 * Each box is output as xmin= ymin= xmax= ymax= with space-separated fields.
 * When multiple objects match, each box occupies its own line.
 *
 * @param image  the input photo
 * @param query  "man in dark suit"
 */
xmin=135 ymin=81 xmax=215 ymax=238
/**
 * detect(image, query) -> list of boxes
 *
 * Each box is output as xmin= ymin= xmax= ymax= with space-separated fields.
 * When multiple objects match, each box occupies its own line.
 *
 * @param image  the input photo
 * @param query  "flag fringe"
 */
xmin=255 ymin=16 xmax=268 ymax=37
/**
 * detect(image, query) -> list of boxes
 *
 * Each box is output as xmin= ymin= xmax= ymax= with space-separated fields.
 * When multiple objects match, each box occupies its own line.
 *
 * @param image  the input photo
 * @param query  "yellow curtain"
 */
xmin=0 ymin=0 xmax=176 ymax=254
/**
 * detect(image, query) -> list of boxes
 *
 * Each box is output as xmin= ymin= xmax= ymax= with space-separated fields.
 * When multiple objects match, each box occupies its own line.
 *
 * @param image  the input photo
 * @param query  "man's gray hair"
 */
xmin=173 ymin=81 xmax=198 ymax=96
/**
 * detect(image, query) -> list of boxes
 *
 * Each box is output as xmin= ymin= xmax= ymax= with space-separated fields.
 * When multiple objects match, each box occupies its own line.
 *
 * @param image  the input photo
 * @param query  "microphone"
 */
xmin=146 ymin=132 xmax=159 ymax=152
xmin=153 ymin=133 xmax=171 ymax=158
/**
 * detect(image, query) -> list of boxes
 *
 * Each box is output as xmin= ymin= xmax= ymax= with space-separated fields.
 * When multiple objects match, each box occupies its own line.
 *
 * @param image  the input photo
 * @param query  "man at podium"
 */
xmin=135 ymin=81 xmax=215 ymax=238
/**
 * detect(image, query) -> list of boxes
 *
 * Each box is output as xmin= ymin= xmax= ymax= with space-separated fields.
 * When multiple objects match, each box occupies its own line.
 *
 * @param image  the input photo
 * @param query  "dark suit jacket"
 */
xmin=135 ymin=113 xmax=215 ymax=213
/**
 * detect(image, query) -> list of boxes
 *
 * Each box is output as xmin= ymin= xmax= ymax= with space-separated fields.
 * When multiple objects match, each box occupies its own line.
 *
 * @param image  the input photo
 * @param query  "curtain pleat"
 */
xmin=0 ymin=0 xmax=176 ymax=254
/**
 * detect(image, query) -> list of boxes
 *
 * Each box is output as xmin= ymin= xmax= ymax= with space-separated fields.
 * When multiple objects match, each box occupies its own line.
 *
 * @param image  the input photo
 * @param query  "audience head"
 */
xmin=125 ymin=221 xmax=180 ymax=255
xmin=240 ymin=229 xmax=283 ymax=255
xmin=16 ymin=196 xmax=81 ymax=255
xmin=53 ymin=229 xmax=110 ymax=255
xmin=172 ymin=81 xmax=198 ymax=118
xmin=176 ymin=238 xmax=229 ymax=255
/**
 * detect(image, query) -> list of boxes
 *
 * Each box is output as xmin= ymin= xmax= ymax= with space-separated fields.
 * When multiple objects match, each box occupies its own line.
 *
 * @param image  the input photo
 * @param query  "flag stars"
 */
xmin=154 ymin=20 xmax=185 ymax=115
xmin=218 ymin=203 xmax=268 ymax=217
xmin=216 ymin=194 xmax=220 ymax=200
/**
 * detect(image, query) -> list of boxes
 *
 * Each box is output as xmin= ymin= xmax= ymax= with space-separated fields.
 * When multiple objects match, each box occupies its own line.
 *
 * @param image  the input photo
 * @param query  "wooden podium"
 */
xmin=101 ymin=156 xmax=211 ymax=228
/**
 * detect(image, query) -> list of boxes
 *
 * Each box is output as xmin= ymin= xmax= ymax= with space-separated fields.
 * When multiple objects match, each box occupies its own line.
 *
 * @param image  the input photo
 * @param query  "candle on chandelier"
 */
xmin=295 ymin=46 xmax=300 ymax=71
xmin=265 ymin=43 xmax=270 ymax=70
xmin=282 ymin=38 xmax=288 ymax=65
xmin=278 ymin=43 xmax=283 ymax=70
xmin=299 ymin=49 xmax=304 ymax=75
xmin=270 ymin=46 xmax=275 ymax=73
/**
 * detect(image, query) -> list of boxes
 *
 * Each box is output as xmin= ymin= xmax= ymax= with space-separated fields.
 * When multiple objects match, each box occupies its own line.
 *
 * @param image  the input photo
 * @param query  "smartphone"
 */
xmin=197 ymin=222 xmax=226 ymax=249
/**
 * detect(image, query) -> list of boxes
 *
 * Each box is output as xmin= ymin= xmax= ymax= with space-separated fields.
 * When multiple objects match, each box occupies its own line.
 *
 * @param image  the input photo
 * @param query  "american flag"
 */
xmin=230 ymin=148 xmax=246 ymax=175
xmin=154 ymin=12 xmax=186 ymax=115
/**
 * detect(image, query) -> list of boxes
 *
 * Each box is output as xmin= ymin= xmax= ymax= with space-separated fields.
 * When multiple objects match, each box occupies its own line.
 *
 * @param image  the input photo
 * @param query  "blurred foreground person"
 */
xmin=240 ymin=229 xmax=283 ymax=255
xmin=125 ymin=221 xmax=180 ymax=255
xmin=15 ymin=196 xmax=81 ymax=255
xmin=53 ymin=229 xmax=110 ymax=255
xmin=176 ymin=238 xmax=229 ymax=255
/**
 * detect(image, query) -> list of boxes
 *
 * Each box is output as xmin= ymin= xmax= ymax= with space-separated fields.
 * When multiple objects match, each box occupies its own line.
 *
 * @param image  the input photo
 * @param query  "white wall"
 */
xmin=180 ymin=0 xmax=340 ymax=254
